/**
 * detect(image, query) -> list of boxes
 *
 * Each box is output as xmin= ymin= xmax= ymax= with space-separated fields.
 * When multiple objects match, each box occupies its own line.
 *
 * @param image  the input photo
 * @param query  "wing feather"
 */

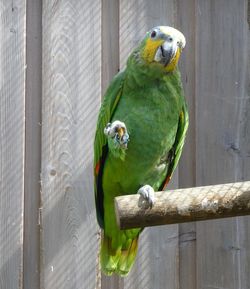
xmin=161 ymin=99 xmax=189 ymax=190
xmin=94 ymin=71 xmax=125 ymax=228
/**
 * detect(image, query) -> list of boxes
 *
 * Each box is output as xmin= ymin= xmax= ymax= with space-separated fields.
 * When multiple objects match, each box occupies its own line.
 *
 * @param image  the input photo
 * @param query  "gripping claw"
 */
xmin=137 ymin=185 xmax=155 ymax=208
xmin=104 ymin=120 xmax=129 ymax=149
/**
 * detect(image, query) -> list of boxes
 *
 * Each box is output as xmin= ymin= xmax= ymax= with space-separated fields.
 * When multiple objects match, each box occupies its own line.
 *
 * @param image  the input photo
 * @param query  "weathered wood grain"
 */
xmin=176 ymin=1 xmax=197 ymax=288
xmin=115 ymin=182 xmax=250 ymax=229
xmin=101 ymin=0 xmax=120 ymax=94
xmin=41 ymin=1 xmax=101 ymax=288
xmin=119 ymin=1 xmax=180 ymax=288
xmin=23 ymin=1 xmax=42 ymax=288
xmin=195 ymin=0 xmax=250 ymax=288
xmin=0 ymin=1 xmax=25 ymax=288
xmin=101 ymin=1 xmax=122 ymax=288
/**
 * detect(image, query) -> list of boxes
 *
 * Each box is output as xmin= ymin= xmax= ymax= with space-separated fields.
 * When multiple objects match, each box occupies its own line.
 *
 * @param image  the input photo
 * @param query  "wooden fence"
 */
xmin=0 ymin=0 xmax=249 ymax=288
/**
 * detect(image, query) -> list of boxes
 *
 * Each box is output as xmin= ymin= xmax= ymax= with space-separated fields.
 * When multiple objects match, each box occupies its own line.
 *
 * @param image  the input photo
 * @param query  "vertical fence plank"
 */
xmin=177 ymin=1 xmax=196 ymax=187
xmin=101 ymin=0 xmax=120 ymax=93
xmin=24 ymin=0 xmax=42 ymax=288
xmin=0 ymin=1 xmax=26 ymax=288
xmin=41 ymin=1 xmax=101 ymax=288
xmin=196 ymin=0 xmax=250 ymax=288
xmin=119 ymin=1 xmax=179 ymax=288
xmin=101 ymin=1 xmax=122 ymax=288
xmin=176 ymin=1 xmax=197 ymax=288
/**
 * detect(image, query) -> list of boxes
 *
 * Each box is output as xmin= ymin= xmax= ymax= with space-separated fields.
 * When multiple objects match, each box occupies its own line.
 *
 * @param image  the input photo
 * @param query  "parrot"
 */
xmin=94 ymin=26 xmax=188 ymax=276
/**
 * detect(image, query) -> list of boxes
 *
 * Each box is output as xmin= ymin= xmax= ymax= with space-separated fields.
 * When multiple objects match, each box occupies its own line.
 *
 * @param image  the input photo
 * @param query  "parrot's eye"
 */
xmin=168 ymin=37 xmax=173 ymax=42
xmin=150 ymin=30 xmax=157 ymax=39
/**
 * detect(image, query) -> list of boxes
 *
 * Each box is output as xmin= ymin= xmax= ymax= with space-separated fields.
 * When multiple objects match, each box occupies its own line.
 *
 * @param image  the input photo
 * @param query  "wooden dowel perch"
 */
xmin=115 ymin=181 xmax=250 ymax=229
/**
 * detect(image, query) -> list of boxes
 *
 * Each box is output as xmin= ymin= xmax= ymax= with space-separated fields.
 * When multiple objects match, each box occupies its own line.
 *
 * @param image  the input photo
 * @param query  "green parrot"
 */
xmin=94 ymin=26 xmax=188 ymax=276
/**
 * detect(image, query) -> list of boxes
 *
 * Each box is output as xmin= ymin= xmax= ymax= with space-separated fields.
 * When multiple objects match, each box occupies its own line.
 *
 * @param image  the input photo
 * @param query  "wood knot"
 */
xmin=50 ymin=169 xmax=57 ymax=176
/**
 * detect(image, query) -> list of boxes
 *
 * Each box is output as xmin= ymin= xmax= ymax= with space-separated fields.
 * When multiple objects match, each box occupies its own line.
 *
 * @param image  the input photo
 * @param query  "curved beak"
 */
xmin=154 ymin=41 xmax=178 ymax=66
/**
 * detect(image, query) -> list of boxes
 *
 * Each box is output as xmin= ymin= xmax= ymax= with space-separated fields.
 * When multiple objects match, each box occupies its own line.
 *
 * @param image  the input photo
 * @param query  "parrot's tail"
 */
xmin=100 ymin=233 xmax=139 ymax=276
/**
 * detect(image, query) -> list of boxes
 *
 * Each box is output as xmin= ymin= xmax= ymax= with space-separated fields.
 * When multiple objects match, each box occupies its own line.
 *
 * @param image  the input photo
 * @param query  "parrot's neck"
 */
xmin=125 ymin=53 xmax=180 ymax=89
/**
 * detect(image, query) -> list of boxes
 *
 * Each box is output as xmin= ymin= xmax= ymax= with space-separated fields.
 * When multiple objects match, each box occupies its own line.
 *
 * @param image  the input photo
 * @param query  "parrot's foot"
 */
xmin=104 ymin=120 xmax=129 ymax=149
xmin=137 ymin=185 xmax=155 ymax=208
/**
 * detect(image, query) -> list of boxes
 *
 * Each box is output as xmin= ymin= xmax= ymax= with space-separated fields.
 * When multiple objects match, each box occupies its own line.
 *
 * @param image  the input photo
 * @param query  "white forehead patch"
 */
xmin=158 ymin=26 xmax=186 ymax=48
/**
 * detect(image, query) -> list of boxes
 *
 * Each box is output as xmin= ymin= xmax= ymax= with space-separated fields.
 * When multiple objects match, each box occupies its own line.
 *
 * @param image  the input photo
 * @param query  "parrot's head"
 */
xmin=139 ymin=26 xmax=185 ymax=73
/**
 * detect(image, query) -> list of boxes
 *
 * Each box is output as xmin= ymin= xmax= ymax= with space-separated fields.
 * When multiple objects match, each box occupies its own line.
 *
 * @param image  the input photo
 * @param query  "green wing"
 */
xmin=94 ymin=71 xmax=125 ymax=228
xmin=161 ymin=99 xmax=189 ymax=189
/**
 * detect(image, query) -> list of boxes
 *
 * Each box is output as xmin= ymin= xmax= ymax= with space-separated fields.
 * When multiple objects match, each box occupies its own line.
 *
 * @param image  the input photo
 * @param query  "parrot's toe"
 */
xmin=137 ymin=185 xmax=155 ymax=208
xmin=104 ymin=120 xmax=129 ymax=149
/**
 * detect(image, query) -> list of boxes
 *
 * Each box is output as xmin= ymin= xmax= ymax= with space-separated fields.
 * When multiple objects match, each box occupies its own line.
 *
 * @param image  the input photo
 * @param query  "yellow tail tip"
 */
xmin=100 ymin=234 xmax=139 ymax=276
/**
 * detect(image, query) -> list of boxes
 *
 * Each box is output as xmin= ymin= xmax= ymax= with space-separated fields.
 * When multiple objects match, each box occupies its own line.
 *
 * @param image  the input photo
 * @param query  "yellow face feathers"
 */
xmin=165 ymin=46 xmax=181 ymax=73
xmin=141 ymin=26 xmax=185 ymax=72
xmin=141 ymin=38 xmax=165 ymax=63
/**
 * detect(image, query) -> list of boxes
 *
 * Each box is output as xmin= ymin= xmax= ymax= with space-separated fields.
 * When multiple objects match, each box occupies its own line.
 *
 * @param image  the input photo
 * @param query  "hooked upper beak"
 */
xmin=154 ymin=40 xmax=178 ymax=66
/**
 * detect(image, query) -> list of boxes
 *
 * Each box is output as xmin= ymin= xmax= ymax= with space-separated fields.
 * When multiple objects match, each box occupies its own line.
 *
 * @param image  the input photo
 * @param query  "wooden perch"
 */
xmin=115 ymin=181 xmax=250 ymax=229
